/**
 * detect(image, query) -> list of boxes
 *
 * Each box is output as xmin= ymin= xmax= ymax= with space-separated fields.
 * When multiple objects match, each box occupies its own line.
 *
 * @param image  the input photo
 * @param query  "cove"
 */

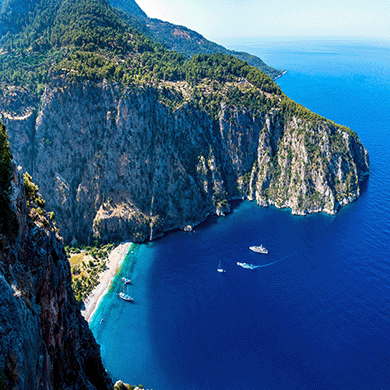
xmin=91 ymin=40 xmax=390 ymax=390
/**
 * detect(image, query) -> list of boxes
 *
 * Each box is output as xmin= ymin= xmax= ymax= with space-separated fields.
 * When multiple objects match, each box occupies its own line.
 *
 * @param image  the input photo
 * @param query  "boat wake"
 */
xmin=237 ymin=252 xmax=298 ymax=269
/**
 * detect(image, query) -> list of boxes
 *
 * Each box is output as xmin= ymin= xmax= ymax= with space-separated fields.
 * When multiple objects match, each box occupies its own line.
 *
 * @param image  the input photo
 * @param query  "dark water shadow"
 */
xmin=359 ymin=175 xmax=370 ymax=196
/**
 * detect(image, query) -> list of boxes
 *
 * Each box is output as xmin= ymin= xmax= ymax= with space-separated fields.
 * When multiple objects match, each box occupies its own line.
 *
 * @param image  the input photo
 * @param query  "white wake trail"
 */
xmin=237 ymin=252 xmax=298 ymax=269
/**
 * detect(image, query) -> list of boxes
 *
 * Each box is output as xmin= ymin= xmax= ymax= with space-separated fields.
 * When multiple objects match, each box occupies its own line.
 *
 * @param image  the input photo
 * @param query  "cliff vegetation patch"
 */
xmin=66 ymin=243 xmax=114 ymax=303
xmin=0 ymin=121 xmax=18 ymax=238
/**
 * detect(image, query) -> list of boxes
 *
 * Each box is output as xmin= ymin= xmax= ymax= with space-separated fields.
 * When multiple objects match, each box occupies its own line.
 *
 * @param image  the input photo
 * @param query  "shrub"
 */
xmin=23 ymin=172 xmax=39 ymax=200
xmin=0 ymin=121 xmax=18 ymax=237
xmin=36 ymin=195 xmax=46 ymax=208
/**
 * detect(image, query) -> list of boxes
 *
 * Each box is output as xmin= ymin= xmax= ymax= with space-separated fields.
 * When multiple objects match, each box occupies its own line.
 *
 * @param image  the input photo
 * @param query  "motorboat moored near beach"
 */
xmin=119 ymin=292 xmax=134 ymax=302
xmin=122 ymin=277 xmax=131 ymax=284
xmin=249 ymin=245 xmax=268 ymax=254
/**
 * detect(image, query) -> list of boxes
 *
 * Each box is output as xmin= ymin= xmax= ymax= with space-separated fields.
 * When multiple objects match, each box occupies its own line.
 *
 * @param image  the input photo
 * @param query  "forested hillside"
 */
xmin=108 ymin=0 xmax=284 ymax=79
xmin=0 ymin=0 xmax=279 ymax=106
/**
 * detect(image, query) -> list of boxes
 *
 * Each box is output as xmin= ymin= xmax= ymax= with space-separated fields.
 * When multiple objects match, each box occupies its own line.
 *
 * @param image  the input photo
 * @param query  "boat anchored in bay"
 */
xmin=119 ymin=292 xmax=134 ymax=302
xmin=249 ymin=245 xmax=268 ymax=254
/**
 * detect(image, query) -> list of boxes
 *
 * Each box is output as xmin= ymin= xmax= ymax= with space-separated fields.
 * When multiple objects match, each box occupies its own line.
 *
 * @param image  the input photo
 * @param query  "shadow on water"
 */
xmin=359 ymin=175 xmax=370 ymax=196
xmin=151 ymin=199 xmax=245 ymax=243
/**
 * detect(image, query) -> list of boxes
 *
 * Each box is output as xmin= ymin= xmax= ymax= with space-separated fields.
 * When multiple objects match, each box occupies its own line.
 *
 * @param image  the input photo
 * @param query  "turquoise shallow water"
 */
xmin=91 ymin=40 xmax=390 ymax=390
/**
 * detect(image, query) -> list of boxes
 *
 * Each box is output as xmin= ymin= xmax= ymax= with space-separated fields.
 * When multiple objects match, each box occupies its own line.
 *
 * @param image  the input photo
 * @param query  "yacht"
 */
xmin=249 ymin=245 xmax=268 ymax=254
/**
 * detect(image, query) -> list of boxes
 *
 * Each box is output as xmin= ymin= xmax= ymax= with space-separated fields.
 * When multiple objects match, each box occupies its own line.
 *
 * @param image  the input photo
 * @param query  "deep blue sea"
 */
xmin=91 ymin=40 xmax=390 ymax=390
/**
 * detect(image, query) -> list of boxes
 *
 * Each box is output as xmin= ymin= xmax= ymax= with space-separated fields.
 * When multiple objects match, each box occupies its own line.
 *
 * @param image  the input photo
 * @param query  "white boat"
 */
xmin=119 ymin=292 xmax=134 ymax=302
xmin=122 ymin=277 xmax=131 ymax=284
xmin=237 ymin=262 xmax=257 ymax=269
xmin=217 ymin=260 xmax=226 ymax=273
xmin=249 ymin=245 xmax=268 ymax=254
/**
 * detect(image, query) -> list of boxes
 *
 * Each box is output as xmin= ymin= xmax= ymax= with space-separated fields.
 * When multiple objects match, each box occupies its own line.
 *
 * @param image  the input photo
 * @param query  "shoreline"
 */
xmin=81 ymin=242 xmax=132 ymax=323
xmin=274 ymin=69 xmax=287 ymax=80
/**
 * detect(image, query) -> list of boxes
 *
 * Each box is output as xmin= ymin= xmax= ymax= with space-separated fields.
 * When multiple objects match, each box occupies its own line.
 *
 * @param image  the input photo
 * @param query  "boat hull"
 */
xmin=119 ymin=292 xmax=134 ymax=302
xmin=249 ymin=246 xmax=268 ymax=254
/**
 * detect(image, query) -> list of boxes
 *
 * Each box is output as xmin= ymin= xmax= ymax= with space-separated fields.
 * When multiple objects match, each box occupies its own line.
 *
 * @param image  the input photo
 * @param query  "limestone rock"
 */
xmin=2 ymin=77 xmax=369 ymax=243
xmin=0 ymin=165 xmax=112 ymax=390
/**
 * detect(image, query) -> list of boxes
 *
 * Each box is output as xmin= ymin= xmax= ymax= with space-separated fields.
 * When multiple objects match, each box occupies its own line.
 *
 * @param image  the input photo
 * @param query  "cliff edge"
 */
xmin=2 ymin=75 xmax=369 ymax=244
xmin=0 ymin=0 xmax=369 ymax=244
xmin=0 ymin=161 xmax=112 ymax=389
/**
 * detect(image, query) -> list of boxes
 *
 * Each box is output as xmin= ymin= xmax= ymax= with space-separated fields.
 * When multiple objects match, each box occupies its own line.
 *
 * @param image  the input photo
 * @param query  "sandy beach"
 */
xmin=81 ymin=242 xmax=132 ymax=323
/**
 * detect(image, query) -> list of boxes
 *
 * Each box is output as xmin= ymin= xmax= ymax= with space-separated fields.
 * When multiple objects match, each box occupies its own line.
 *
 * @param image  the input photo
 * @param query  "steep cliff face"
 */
xmin=0 ymin=164 xmax=112 ymax=389
xmin=247 ymin=115 xmax=370 ymax=214
xmin=1 ymin=76 xmax=369 ymax=244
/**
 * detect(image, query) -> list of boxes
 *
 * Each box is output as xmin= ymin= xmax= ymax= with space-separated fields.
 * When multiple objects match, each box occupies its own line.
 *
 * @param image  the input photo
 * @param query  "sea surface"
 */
xmin=91 ymin=40 xmax=390 ymax=390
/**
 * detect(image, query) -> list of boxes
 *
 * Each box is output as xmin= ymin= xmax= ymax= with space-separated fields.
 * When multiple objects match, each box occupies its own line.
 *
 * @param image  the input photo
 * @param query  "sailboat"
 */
xmin=217 ymin=260 xmax=226 ymax=273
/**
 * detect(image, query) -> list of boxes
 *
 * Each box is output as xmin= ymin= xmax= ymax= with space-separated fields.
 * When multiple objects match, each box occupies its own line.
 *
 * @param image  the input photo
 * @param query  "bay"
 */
xmin=91 ymin=40 xmax=390 ymax=390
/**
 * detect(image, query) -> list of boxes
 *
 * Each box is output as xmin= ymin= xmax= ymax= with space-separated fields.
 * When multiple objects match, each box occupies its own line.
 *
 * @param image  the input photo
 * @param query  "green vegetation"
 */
xmin=0 ymin=122 xmax=13 ymax=203
xmin=108 ymin=0 xmax=283 ymax=79
xmin=237 ymin=171 xmax=252 ymax=196
xmin=113 ymin=380 xmax=148 ymax=390
xmin=114 ymin=382 xmax=135 ymax=390
xmin=0 ymin=121 xmax=18 ymax=237
xmin=0 ymin=0 xmax=283 ymax=117
xmin=1 ymin=0 xmax=128 ymax=51
xmin=212 ymin=190 xmax=229 ymax=210
xmin=2 ymin=0 xmax=355 ymax=142
xmin=280 ymin=95 xmax=357 ymax=136
xmin=23 ymin=172 xmax=59 ymax=233
xmin=66 ymin=243 xmax=115 ymax=303
xmin=24 ymin=172 xmax=46 ymax=208
xmin=0 ymin=0 xmax=357 ymax=146
xmin=0 ymin=0 xmax=137 ymax=96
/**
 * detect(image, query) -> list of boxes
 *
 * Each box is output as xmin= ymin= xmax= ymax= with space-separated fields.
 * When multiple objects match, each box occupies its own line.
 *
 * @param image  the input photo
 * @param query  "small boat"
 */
xmin=119 ymin=292 xmax=134 ymax=302
xmin=249 ymin=245 xmax=268 ymax=254
xmin=217 ymin=260 xmax=226 ymax=273
xmin=122 ymin=277 xmax=131 ymax=284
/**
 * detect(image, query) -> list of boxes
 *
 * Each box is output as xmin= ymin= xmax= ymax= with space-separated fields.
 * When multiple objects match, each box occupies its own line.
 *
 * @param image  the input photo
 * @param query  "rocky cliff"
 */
xmin=0 ymin=0 xmax=370 ymax=244
xmin=1 ymin=75 xmax=369 ymax=244
xmin=0 ymin=163 xmax=112 ymax=389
